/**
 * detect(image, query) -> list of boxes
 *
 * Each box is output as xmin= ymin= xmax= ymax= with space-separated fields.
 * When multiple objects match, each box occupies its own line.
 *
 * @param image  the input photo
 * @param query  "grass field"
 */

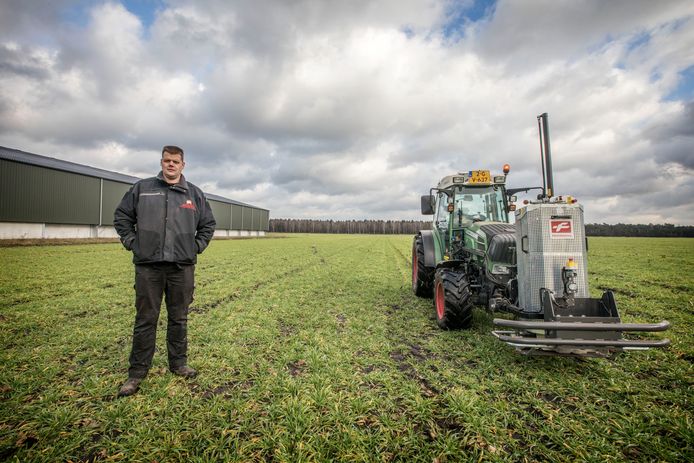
xmin=1 ymin=235 xmax=692 ymax=462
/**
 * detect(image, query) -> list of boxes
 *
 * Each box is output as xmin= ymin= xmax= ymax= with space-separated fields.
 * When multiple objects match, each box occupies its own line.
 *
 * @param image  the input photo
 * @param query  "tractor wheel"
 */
xmin=433 ymin=268 xmax=473 ymax=329
xmin=412 ymin=234 xmax=434 ymax=297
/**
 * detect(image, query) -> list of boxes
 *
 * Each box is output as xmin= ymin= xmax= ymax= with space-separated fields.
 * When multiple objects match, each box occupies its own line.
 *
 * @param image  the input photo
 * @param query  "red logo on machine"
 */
xmin=180 ymin=200 xmax=196 ymax=210
xmin=550 ymin=219 xmax=573 ymax=239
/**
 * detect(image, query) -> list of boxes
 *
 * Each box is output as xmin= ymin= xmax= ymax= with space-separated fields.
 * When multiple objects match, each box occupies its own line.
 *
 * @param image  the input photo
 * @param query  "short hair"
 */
xmin=162 ymin=145 xmax=184 ymax=160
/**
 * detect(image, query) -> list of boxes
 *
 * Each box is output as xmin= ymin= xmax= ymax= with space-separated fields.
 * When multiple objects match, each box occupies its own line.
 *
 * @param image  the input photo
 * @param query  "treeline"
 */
xmin=585 ymin=223 xmax=694 ymax=237
xmin=269 ymin=219 xmax=432 ymax=234
xmin=270 ymin=219 xmax=694 ymax=237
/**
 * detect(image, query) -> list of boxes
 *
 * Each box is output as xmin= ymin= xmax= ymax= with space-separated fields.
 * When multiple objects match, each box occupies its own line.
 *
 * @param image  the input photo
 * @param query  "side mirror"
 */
xmin=421 ymin=195 xmax=434 ymax=215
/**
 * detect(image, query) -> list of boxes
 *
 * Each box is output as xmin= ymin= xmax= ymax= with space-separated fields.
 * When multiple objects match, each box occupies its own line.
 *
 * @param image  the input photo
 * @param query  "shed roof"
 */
xmin=0 ymin=146 xmax=267 ymax=210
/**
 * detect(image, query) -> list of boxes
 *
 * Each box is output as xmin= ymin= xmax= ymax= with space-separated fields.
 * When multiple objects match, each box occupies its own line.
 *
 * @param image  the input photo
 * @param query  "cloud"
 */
xmin=0 ymin=0 xmax=692 ymax=223
xmin=471 ymin=0 xmax=694 ymax=67
xmin=644 ymin=100 xmax=694 ymax=168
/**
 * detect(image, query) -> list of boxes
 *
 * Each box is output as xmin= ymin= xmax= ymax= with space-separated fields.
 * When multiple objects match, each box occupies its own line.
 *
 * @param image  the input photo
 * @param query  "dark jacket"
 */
xmin=114 ymin=172 xmax=216 ymax=264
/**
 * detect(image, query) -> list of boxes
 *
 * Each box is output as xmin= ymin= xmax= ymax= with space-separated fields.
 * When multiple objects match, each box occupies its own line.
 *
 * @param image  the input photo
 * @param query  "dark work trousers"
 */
xmin=128 ymin=263 xmax=195 ymax=378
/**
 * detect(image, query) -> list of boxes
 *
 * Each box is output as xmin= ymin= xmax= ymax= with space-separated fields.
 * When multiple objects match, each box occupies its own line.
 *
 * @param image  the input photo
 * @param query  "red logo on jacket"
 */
xmin=180 ymin=200 xmax=196 ymax=210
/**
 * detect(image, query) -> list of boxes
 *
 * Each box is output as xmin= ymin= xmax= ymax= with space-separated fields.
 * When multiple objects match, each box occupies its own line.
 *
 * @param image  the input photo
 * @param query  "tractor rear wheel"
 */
xmin=434 ymin=268 xmax=473 ymax=329
xmin=412 ymin=234 xmax=434 ymax=297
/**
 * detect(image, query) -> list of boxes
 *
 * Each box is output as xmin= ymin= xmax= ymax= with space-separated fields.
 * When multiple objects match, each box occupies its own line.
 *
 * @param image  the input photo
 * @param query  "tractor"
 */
xmin=412 ymin=113 xmax=670 ymax=357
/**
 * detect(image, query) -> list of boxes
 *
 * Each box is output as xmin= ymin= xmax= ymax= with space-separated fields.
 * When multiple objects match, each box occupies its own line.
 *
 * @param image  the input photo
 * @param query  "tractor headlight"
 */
xmin=492 ymin=264 xmax=510 ymax=275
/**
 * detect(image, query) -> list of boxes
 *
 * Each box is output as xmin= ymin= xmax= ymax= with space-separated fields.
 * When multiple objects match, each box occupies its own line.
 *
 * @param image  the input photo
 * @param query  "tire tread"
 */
xmin=434 ymin=268 xmax=473 ymax=329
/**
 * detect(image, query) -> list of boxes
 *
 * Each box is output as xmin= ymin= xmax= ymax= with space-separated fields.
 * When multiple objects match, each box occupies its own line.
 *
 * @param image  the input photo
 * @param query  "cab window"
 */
xmin=435 ymin=192 xmax=450 ymax=231
xmin=454 ymin=186 xmax=508 ymax=223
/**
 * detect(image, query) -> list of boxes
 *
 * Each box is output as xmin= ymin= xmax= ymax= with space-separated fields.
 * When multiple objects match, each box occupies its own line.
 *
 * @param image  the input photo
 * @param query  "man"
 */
xmin=114 ymin=145 xmax=216 ymax=397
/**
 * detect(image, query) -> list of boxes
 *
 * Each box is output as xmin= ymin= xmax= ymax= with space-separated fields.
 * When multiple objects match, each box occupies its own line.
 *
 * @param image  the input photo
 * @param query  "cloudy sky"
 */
xmin=1 ymin=0 xmax=693 ymax=224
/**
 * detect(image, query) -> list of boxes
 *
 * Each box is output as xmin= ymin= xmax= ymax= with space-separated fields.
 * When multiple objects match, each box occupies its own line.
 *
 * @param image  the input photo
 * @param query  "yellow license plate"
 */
xmin=468 ymin=170 xmax=491 ymax=184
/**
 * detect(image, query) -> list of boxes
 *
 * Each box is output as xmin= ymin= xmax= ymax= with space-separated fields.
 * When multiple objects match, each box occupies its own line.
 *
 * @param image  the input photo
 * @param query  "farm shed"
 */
xmin=0 ymin=146 xmax=269 ymax=239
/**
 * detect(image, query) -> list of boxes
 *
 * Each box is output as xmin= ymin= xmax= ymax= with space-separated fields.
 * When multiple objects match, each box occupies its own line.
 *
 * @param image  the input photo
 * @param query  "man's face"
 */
xmin=161 ymin=152 xmax=184 ymax=183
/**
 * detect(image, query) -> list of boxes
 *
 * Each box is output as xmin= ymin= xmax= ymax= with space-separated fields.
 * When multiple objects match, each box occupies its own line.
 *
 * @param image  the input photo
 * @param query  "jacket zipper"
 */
xmin=163 ymin=188 xmax=168 ymax=258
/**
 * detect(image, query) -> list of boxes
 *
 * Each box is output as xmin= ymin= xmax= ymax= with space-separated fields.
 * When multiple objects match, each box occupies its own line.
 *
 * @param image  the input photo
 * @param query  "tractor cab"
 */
xmin=423 ymin=168 xmax=513 ymax=262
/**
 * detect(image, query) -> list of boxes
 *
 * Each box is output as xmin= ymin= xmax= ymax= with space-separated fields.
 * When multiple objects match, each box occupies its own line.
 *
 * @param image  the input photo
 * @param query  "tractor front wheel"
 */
xmin=434 ymin=268 xmax=473 ymax=329
xmin=412 ymin=234 xmax=434 ymax=297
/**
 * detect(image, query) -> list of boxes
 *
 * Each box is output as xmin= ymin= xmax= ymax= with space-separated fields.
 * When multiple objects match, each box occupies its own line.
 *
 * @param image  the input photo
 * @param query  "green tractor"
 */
xmin=412 ymin=114 xmax=670 ymax=357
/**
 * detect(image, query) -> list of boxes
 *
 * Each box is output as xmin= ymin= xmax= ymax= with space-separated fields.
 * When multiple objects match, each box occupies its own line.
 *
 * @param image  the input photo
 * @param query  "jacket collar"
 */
xmin=157 ymin=171 xmax=188 ymax=191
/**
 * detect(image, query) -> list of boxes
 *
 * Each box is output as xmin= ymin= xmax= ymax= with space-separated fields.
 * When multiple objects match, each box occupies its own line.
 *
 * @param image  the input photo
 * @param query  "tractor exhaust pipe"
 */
xmin=537 ymin=113 xmax=554 ymax=199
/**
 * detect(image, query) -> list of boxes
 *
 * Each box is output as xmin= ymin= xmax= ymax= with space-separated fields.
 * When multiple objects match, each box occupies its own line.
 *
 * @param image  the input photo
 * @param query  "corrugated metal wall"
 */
xmin=1 ymin=159 xmax=270 ymax=231
xmin=101 ymin=180 xmax=132 ymax=225
xmin=209 ymin=201 xmax=269 ymax=231
xmin=0 ymin=160 xmax=100 ymax=224
xmin=209 ymin=200 xmax=232 ymax=230
xmin=257 ymin=209 xmax=270 ymax=231
xmin=231 ymin=204 xmax=243 ymax=229
xmin=242 ymin=206 xmax=253 ymax=230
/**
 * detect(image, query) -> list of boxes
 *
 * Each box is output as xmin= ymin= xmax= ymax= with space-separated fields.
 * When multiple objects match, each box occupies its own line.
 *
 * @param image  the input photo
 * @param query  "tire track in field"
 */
xmin=189 ymin=243 xmax=345 ymax=314
xmin=387 ymin=238 xmax=413 ymax=286
xmin=383 ymin=238 xmax=453 ymax=403
xmin=189 ymin=237 xmax=381 ymax=398
xmin=190 ymin=263 xmax=312 ymax=314
xmin=388 ymin=239 xmax=412 ymax=266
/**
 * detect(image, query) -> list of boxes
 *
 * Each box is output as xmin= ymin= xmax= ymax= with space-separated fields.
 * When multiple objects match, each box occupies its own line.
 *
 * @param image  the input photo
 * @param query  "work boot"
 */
xmin=170 ymin=365 xmax=197 ymax=378
xmin=117 ymin=377 xmax=142 ymax=397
